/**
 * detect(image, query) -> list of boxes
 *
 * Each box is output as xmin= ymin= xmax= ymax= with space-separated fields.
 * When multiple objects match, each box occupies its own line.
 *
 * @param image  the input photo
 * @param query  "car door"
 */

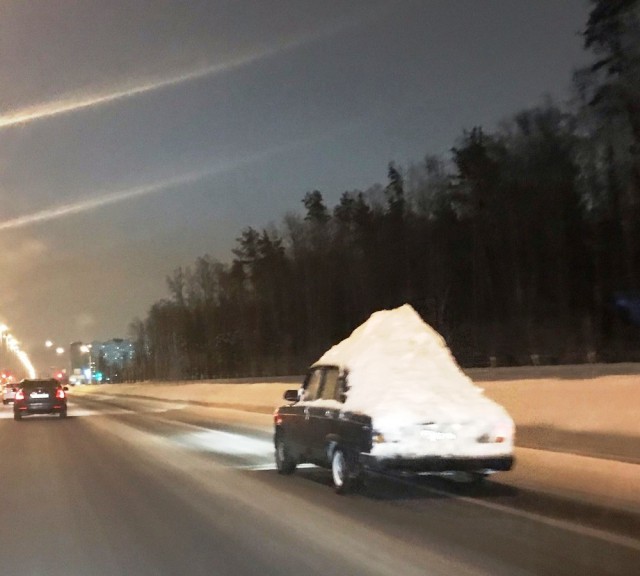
xmin=309 ymin=366 xmax=342 ymax=465
xmin=294 ymin=367 xmax=324 ymax=461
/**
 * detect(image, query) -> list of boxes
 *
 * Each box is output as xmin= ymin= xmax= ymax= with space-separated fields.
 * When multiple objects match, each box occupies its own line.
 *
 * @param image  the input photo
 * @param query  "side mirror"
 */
xmin=283 ymin=389 xmax=298 ymax=402
xmin=63 ymin=386 xmax=69 ymax=391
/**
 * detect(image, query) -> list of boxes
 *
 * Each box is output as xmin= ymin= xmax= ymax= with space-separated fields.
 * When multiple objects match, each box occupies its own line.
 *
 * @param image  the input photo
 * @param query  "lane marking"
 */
xmin=239 ymin=463 xmax=317 ymax=471
xmin=391 ymin=475 xmax=640 ymax=552
xmin=175 ymin=423 xmax=640 ymax=552
xmin=174 ymin=428 xmax=273 ymax=457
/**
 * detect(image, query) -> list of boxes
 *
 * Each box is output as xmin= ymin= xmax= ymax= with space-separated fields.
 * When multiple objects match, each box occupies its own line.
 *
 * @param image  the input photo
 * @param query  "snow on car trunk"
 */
xmin=314 ymin=304 xmax=514 ymax=455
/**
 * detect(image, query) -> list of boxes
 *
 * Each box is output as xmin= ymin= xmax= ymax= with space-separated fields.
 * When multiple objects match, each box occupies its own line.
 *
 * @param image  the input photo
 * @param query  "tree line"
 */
xmin=127 ymin=0 xmax=640 ymax=380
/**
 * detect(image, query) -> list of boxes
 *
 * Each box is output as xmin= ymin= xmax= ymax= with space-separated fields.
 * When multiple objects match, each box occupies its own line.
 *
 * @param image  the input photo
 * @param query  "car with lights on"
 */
xmin=2 ymin=382 xmax=18 ymax=404
xmin=13 ymin=379 xmax=68 ymax=420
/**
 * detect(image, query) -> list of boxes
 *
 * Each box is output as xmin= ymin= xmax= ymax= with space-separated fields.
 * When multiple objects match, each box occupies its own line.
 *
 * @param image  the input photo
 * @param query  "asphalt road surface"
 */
xmin=0 ymin=395 xmax=637 ymax=576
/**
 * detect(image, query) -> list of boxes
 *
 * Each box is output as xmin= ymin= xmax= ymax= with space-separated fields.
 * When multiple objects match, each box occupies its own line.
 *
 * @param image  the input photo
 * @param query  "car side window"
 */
xmin=320 ymin=367 xmax=340 ymax=401
xmin=337 ymin=370 xmax=349 ymax=403
xmin=302 ymin=369 xmax=323 ymax=401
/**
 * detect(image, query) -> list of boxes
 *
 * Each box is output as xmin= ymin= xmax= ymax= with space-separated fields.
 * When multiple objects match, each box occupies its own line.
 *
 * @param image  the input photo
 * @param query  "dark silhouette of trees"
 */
xmin=127 ymin=5 xmax=640 ymax=380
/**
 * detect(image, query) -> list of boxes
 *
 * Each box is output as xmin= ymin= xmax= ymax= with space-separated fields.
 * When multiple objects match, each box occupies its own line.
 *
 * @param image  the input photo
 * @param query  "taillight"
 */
xmin=56 ymin=388 xmax=65 ymax=400
xmin=15 ymin=389 xmax=24 ymax=401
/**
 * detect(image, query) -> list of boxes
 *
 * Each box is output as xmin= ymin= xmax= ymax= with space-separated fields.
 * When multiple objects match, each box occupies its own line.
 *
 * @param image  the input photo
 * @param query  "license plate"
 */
xmin=420 ymin=429 xmax=456 ymax=441
xmin=30 ymin=392 xmax=49 ymax=399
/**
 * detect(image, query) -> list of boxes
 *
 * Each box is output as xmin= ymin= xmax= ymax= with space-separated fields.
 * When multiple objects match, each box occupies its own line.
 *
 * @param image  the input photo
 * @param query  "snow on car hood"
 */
xmin=313 ymin=304 xmax=513 ymax=433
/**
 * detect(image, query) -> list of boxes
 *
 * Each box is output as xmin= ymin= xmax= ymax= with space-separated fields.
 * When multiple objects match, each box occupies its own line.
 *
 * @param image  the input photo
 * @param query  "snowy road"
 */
xmin=0 ymin=395 xmax=637 ymax=576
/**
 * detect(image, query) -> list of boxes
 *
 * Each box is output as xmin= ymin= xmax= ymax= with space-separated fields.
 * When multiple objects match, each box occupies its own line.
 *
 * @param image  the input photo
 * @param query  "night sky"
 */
xmin=0 ymin=0 xmax=590 ymax=368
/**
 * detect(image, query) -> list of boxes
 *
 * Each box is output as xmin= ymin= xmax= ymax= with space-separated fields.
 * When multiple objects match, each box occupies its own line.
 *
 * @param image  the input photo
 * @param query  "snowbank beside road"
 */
xmin=480 ymin=374 xmax=639 ymax=437
xmin=71 ymin=364 xmax=640 ymax=438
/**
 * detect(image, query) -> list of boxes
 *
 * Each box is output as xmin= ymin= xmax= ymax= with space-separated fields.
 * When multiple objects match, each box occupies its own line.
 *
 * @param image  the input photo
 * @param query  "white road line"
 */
xmin=174 ymin=428 xmax=274 ymax=456
xmin=392 ymin=475 xmax=640 ymax=552
xmin=239 ymin=463 xmax=317 ymax=471
xmin=116 ymin=414 xmax=640 ymax=552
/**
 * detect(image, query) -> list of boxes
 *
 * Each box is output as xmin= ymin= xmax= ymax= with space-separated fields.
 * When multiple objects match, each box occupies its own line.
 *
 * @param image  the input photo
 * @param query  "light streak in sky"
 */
xmin=0 ymin=118 xmax=360 ymax=232
xmin=0 ymin=50 xmax=271 ymax=129
xmin=0 ymin=6 xmax=381 ymax=130
xmin=0 ymin=167 xmax=216 ymax=231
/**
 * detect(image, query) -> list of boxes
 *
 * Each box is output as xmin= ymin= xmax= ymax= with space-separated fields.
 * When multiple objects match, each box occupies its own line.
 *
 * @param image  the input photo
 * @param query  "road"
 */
xmin=0 ymin=395 xmax=637 ymax=576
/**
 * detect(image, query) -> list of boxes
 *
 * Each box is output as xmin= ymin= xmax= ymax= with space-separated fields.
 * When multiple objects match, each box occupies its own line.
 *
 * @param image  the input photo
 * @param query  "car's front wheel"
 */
xmin=275 ymin=434 xmax=297 ymax=475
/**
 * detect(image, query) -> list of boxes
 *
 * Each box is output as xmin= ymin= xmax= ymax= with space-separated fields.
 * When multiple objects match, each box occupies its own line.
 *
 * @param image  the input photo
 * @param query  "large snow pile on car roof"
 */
xmin=314 ymin=304 xmax=512 ymax=428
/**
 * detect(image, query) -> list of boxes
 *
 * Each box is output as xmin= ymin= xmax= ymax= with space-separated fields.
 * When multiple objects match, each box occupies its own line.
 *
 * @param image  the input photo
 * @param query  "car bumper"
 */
xmin=361 ymin=453 xmax=514 ymax=473
xmin=15 ymin=403 xmax=66 ymax=414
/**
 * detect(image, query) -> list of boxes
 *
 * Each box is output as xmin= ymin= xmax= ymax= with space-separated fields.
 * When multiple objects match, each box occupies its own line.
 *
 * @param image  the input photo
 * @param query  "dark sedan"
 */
xmin=14 ymin=379 xmax=68 ymax=420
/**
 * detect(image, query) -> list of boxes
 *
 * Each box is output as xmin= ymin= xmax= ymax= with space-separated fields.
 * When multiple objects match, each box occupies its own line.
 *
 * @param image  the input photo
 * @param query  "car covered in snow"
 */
xmin=274 ymin=305 xmax=515 ymax=493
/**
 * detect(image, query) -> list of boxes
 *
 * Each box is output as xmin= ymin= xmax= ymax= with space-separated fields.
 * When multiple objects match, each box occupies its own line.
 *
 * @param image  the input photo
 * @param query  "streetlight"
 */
xmin=43 ymin=340 xmax=67 ymax=380
xmin=0 ymin=325 xmax=35 ymax=378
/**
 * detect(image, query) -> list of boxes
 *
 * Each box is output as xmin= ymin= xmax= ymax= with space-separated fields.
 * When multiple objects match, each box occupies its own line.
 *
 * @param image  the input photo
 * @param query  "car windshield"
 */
xmin=21 ymin=380 xmax=57 ymax=390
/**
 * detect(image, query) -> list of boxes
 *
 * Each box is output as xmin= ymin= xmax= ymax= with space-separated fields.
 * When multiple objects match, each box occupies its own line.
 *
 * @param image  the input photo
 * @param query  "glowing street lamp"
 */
xmin=0 ymin=324 xmax=36 ymax=378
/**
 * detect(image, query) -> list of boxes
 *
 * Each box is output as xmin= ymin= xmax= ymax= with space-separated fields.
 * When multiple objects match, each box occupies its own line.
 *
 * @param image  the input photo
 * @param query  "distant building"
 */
xmin=67 ymin=338 xmax=135 ymax=383
xmin=90 ymin=338 xmax=135 ymax=383
xmin=69 ymin=341 xmax=92 ymax=384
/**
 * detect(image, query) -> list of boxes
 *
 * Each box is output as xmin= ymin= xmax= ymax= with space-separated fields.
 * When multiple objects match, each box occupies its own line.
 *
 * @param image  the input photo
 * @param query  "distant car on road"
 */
xmin=2 ymin=383 xmax=18 ymax=404
xmin=13 ymin=379 xmax=68 ymax=420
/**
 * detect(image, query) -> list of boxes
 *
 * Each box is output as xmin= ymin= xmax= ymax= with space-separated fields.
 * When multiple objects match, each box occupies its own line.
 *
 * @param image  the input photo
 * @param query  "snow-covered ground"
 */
xmin=70 ymin=366 xmax=640 ymax=436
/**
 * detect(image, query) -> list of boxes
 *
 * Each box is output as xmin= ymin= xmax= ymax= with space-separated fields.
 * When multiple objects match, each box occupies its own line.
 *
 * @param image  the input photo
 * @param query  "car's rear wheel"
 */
xmin=14 ymin=411 xmax=21 ymax=421
xmin=332 ymin=448 xmax=361 ymax=494
xmin=467 ymin=472 xmax=488 ymax=484
xmin=275 ymin=434 xmax=297 ymax=475
xmin=447 ymin=471 xmax=488 ymax=485
xmin=59 ymin=408 xmax=67 ymax=419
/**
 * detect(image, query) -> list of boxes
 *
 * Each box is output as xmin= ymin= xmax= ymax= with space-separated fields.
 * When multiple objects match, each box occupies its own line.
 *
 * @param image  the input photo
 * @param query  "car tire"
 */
xmin=332 ymin=448 xmax=361 ymax=494
xmin=275 ymin=434 xmax=297 ymax=475
xmin=59 ymin=409 xmax=67 ymax=419
xmin=3 ymin=400 xmax=7 ymax=405
xmin=14 ymin=411 xmax=21 ymax=421
xmin=467 ymin=472 xmax=488 ymax=484
xmin=449 ymin=471 xmax=487 ymax=485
